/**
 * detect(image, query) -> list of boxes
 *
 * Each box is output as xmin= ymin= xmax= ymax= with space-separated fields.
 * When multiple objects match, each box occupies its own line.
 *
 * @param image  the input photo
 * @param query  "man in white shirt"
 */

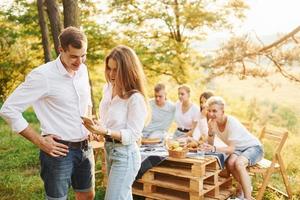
xmin=0 ymin=27 xmax=94 ymax=200
xmin=142 ymin=83 xmax=175 ymax=142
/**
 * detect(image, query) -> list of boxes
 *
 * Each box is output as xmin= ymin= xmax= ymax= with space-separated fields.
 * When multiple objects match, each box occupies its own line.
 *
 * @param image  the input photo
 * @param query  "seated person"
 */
xmin=173 ymin=85 xmax=200 ymax=140
xmin=199 ymin=90 xmax=214 ymax=118
xmin=142 ymin=83 xmax=175 ymax=142
xmin=202 ymin=96 xmax=263 ymax=200
xmin=197 ymin=91 xmax=215 ymax=139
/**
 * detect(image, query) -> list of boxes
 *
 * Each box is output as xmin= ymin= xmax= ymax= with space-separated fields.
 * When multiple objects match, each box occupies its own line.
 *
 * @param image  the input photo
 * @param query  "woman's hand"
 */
xmin=81 ymin=117 xmax=104 ymax=135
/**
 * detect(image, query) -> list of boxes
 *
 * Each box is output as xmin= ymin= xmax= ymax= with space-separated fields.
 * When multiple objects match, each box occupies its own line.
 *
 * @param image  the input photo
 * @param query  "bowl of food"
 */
xmin=187 ymin=140 xmax=199 ymax=152
xmin=167 ymin=140 xmax=188 ymax=158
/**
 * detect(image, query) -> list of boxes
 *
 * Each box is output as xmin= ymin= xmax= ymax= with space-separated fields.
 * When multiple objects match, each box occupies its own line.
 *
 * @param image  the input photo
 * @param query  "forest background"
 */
xmin=0 ymin=0 xmax=299 ymax=199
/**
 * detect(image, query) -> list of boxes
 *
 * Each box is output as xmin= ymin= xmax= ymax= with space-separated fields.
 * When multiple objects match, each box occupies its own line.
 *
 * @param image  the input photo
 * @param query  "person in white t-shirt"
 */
xmin=173 ymin=85 xmax=200 ymax=140
xmin=142 ymin=83 xmax=175 ymax=142
xmin=197 ymin=91 xmax=214 ymax=139
xmin=202 ymin=96 xmax=263 ymax=200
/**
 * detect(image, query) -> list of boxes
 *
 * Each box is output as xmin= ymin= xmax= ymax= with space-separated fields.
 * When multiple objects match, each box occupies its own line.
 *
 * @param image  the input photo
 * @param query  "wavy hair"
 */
xmin=105 ymin=45 xmax=147 ymax=99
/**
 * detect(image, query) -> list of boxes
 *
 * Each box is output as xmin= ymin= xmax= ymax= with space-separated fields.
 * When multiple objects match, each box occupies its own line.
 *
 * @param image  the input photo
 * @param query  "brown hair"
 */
xmin=105 ymin=45 xmax=147 ymax=99
xmin=200 ymin=91 xmax=214 ymax=101
xmin=59 ymin=26 xmax=87 ymax=50
xmin=154 ymin=83 xmax=166 ymax=93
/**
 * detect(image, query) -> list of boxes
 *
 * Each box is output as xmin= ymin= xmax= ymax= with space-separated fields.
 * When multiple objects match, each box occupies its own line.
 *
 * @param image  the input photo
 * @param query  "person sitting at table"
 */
xmin=197 ymin=90 xmax=215 ymax=139
xmin=173 ymin=85 xmax=200 ymax=140
xmin=199 ymin=90 xmax=214 ymax=118
xmin=202 ymin=96 xmax=263 ymax=200
xmin=142 ymin=83 xmax=175 ymax=142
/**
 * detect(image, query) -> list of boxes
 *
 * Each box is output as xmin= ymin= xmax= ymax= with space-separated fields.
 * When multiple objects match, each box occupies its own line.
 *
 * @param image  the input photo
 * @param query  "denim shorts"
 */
xmin=234 ymin=145 xmax=264 ymax=166
xmin=40 ymin=145 xmax=95 ymax=200
xmin=104 ymin=141 xmax=141 ymax=200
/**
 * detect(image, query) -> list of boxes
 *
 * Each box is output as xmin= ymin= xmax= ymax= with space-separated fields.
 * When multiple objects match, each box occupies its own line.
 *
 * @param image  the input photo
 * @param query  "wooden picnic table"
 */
xmin=133 ymin=156 xmax=233 ymax=200
xmin=93 ymin=142 xmax=233 ymax=200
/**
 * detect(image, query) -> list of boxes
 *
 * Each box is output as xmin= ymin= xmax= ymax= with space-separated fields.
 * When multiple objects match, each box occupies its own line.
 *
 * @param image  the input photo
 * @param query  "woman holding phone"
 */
xmin=82 ymin=45 xmax=148 ymax=200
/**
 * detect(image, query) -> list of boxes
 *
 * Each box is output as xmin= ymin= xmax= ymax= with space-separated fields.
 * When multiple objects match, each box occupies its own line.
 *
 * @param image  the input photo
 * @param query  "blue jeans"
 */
xmin=173 ymin=129 xmax=186 ymax=139
xmin=104 ymin=141 xmax=141 ymax=200
xmin=40 ymin=145 xmax=95 ymax=200
xmin=234 ymin=145 xmax=264 ymax=166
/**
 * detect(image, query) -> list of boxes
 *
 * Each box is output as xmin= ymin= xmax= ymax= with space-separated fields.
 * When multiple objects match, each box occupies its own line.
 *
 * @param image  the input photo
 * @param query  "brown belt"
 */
xmin=104 ymin=135 xmax=121 ymax=143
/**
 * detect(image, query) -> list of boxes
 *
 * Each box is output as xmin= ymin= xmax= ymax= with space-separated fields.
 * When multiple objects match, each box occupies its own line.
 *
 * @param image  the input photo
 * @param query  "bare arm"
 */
xmin=202 ymin=141 xmax=235 ymax=154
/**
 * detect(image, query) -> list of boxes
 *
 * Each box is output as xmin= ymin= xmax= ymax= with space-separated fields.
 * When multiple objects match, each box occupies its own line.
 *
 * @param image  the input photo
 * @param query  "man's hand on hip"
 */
xmin=40 ymin=135 xmax=69 ymax=157
xmin=19 ymin=126 xmax=69 ymax=157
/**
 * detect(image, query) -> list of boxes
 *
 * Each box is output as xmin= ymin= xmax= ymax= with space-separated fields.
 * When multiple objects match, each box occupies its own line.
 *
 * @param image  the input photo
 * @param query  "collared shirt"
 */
xmin=99 ymin=83 xmax=147 ymax=145
xmin=0 ymin=56 xmax=92 ymax=141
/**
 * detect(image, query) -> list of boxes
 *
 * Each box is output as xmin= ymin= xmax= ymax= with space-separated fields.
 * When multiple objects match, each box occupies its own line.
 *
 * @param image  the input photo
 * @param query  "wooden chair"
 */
xmin=248 ymin=126 xmax=293 ymax=199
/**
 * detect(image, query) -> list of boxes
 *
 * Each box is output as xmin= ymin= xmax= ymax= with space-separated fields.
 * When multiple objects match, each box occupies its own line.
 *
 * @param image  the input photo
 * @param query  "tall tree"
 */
xmin=62 ymin=0 xmax=79 ymax=28
xmin=0 ymin=1 xmax=43 ymax=101
xmin=45 ymin=0 xmax=62 ymax=55
xmin=208 ymin=26 xmax=300 ymax=83
xmin=105 ymin=0 xmax=248 ymax=83
xmin=37 ymin=0 xmax=52 ymax=62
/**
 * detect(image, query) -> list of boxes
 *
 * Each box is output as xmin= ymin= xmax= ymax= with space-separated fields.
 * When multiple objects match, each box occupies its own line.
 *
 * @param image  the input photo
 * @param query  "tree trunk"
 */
xmin=62 ymin=0 xmax=79 ymax=28
xmin=37 ymin=0 xmax=52 ymax=62
xmin=86 ymin=69 xmax=96 ymax=115
xmin=45 ymin=0 xmax=62 ymax=55
xmin=61 ymin=0 xmax=95 ymax=114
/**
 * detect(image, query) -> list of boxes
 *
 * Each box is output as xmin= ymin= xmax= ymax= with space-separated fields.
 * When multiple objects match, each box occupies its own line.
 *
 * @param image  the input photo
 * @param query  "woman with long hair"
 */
xmin=83 ymin=45 xmax=148 ymax=200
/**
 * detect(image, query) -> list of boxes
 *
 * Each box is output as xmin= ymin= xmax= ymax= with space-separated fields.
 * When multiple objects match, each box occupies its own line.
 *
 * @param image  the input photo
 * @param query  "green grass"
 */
xmin=0 ymin=111 xmax=106 ymax=200
xmin=1 ymin=100 xmax=300 ymax=199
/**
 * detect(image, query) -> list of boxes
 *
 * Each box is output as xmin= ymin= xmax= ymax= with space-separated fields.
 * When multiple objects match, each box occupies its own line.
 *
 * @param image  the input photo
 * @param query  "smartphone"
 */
xmin=80 ymin=116 xmax=94 ymax=124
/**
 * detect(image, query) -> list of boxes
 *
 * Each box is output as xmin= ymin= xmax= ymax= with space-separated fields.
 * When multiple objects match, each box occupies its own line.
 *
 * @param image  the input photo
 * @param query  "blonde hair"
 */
xmin=178 ymin=84 xmax=191 ymax=95
xmin=105 ymin=45 xmax=147 ymax=99
xmin=206 ymin=96 xmax=226 ymax=109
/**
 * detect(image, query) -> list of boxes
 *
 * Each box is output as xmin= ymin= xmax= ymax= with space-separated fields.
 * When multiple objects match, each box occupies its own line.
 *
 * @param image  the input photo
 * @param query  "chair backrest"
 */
xmin=258 ymin=127 xmax=288 ymax=158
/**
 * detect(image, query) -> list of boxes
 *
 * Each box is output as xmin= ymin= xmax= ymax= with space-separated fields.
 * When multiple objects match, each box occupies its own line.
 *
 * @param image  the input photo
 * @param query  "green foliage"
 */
xmin=0 ymin=1 xmax=43 ymax=101
xmin=102 ymin=0 xmax=248 ymax=83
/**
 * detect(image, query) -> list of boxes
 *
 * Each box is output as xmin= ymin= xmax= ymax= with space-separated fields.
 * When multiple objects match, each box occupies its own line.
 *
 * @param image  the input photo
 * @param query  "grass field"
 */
xmin=0 ymin=114 xmax=106 ymax=200
xmin=213 ymin=74 xmax=300 ymax=118
xmin=0 ymin=74 xmax=300 ymax=199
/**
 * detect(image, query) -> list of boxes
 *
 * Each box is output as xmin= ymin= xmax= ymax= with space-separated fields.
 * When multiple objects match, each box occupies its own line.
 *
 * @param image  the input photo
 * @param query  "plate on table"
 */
xmin=188 ymin=147 xmax=198 ymax=153
xmin=141 ymin=138 xmax=161 ymax=145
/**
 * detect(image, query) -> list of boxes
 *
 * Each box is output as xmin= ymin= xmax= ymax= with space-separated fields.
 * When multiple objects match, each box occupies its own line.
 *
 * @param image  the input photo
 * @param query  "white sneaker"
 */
xmin=237 ymin=186 xmax=253 ymax=200
xmin=236 ymin=192 xmax=244 ymax=199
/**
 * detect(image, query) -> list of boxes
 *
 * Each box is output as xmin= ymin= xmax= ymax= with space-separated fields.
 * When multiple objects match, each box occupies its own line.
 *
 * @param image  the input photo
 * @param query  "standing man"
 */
xmin=142 ymin=83 xmax=175 ymax=142
xmin=0 ymin=27 xmax=94 ymax=200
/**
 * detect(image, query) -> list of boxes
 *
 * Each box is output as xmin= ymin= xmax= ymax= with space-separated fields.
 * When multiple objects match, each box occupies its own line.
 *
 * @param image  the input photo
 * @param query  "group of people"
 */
xmin=142 ymin=84 xmax=213 ymax=142
xmin=0 ymin=26 xmax=263 ymax=200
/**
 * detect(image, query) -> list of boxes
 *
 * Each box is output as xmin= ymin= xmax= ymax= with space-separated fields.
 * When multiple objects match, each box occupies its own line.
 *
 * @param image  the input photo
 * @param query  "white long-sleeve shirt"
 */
xmin=99 ymin=83 xmax=147 ymax=145
xmin=0 ymin=56 xmax=92 ymax=141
